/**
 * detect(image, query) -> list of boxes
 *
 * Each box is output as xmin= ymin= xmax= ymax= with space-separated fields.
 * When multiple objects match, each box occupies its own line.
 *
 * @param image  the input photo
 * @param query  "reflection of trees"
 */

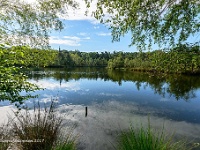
xmin=166 ymin=75 xmax=197 ymax=100
xmin=27 ymin=68 xmax=200 ymax=101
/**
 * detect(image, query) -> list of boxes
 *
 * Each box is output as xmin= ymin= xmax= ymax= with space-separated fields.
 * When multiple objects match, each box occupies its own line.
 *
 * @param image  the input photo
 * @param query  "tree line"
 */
xmin=108 ymin=44 xmax=200 ymax=74
xmin=3 ymin=44 xmax=200 ymax=74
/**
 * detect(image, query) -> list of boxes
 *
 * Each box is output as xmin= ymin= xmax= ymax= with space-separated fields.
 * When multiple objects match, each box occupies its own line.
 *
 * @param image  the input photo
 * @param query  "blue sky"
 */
xmin=47 ymin=0 xmax=199 ymax=53
xmin=47 ymin=0 xmax=137 ymax=52
xmin=49 ymin=20 xmax=136 ymax=52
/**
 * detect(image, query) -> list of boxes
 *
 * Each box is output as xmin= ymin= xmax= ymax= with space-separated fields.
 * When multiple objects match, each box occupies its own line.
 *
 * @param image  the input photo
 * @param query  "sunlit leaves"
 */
xmin=0 ymin=0 xmax=78 ymax=48
xmin=0 ymin=47 xmax=39 ymax=103
xmin=85 ymin=0 xmax=200 ymax=50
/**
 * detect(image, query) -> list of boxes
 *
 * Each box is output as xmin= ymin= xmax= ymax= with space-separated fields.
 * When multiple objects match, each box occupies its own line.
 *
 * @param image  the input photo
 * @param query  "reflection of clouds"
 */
xmin=30 ymin=80 xmax=80 ymax=91
xmin=1 ymin=100 xmax=200 ymax=150
xmin=79 ymin=89 xmax=90 ymax=95
xmin=0 ymin=106 xmax=15 ymax=124
xmin=39 ymin=98 xmax=59 ymax=104
xmin=57 ymin=101 xmax=200 ymax=150
xmin=98 ymin=92 xmax=122 ymax=97
xmin=160 ymin=98 xmax=170 ymax=102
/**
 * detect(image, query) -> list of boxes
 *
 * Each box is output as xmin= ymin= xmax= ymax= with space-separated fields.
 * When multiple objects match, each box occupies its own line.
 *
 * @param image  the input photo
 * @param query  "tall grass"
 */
xmin=54 ymin=133 xmax=76 ymax=150
xmin=4 ymin=101 xmax=77 ymax=150
xmin=0 ymin=124 xmax=10 ymax=150
xmin=117 ymin=118 xmax=195 ymax=150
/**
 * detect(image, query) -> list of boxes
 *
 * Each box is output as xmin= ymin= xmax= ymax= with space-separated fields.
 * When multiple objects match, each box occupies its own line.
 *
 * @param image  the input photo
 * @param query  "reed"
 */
xmin=5 ymin=101 xmax=76 ymax=150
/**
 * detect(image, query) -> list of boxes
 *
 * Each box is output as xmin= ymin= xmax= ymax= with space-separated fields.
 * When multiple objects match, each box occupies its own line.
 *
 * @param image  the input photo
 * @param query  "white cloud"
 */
xmin=49 ymin=36 xmax=81 ymax=46
xmin=25 ymin=0 xmax=112 ymax=25
xmin=63 ymin=36 xmax=81 ymax=40
xmin=23 ymin=0 xmax=98 ymax=23
xmin=83 ymin=37 xmax=91 ymax=40
xmin=59 ymin=0 xmax=98 ymax=23
xmin=30 ymin=79 xmax=81 ymax=91
xmin=78 ymin=32 xmax=88 ymax=36
xmin=94 ymin=26 xmax=100 ymax=29
xmin=49 ymin=35 xmax=90 ymax=46
xmin=97 ymin=32 xmax=111 ymax=36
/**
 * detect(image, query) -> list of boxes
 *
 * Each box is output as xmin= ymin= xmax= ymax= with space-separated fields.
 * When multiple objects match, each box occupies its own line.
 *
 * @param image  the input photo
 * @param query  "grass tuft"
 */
xmin=117 ymin=118 xmax=196 ymax=150
xmin=2 ymin=100 xmax=77 ymax=150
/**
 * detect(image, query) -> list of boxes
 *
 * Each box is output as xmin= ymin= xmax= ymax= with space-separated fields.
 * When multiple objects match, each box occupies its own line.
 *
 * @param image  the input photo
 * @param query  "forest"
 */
xmin=2 ymin=44 xmax=200 ymax=75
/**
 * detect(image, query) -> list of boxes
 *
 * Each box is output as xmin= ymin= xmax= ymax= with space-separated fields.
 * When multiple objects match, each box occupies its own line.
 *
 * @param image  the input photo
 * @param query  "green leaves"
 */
xmin=0 ymin=47 xmax=40 ymax=104
xmin=0 ymin=0 xmax=79 ymax=104
xmin=0 ymin=0 xmax=78 ymax=48
xmin=86 ymin=0 xmax=200 ymax=50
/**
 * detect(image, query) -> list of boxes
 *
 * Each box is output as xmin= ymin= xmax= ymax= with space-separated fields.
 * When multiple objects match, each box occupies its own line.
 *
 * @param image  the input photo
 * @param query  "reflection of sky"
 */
xmin=25 ymin=78 xmax=200 ymax=124
xmin=0 ymin=100 xmax=200 ymax=150
xmin=56 ymin=100 xmax=200 ymax=150
xmin=1 ymin=75 xmax=200 ymax=149
xmin=30 ymin=79 xmax=81 ymax=91
xmin=1 ymin=77 xmax=200 ymax=124
xmin=1 ymin=99 xmax=199 ymax=150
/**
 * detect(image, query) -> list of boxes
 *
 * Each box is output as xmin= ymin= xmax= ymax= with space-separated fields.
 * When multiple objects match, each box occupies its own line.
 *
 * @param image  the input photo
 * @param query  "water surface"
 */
xmin=1 ymin=67 xmax=200 ymax=149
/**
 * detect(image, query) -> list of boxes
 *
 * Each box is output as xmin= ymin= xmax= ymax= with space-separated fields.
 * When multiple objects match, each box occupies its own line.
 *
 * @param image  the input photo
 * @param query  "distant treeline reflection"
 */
xmin=27 ymin=68 xmax=200 ymax=101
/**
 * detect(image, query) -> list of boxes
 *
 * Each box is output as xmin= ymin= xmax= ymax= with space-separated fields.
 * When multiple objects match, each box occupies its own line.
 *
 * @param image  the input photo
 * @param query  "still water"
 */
xmin=1 ymin=67 xmax=200 ymax=149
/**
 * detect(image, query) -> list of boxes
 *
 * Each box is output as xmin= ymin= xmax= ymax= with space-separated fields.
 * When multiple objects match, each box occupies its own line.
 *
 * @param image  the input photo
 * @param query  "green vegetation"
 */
xmin=109 ymin=45 xmax=200 ymax=74
xmin=117 ymin=120 xmax=196 ymax=150
xmin=0 ymin=47 xmax=39 ymax=104
xmin=0 ymin=101 xmax=76 ymax=150
xmin=85 ymin=0 xmax=200 ymax=50
xmin=1 ymin=44 xmax=199 ymax=103
xmin=0 ymin=0 xmax=77 ymax=47
xmin=5 ymin=44 xmax=200 ymax=74
xmin=0 ymin=0 xmax=78 ymax=103
xmin=54 ymin=138 xmax=76 ymax=150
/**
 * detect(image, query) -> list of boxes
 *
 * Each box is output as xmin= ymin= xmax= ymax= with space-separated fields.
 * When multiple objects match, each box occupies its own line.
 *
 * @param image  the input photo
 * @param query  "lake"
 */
xmin=1 ymin=67 xmax=200 ymax=149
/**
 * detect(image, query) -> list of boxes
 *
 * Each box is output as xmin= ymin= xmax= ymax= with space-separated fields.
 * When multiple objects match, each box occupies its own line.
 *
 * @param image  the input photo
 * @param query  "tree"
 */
xmin=0 ymin=0 xmax=77 ymax=47
xmin=85 ymin=0 xmax=200 ymax=50
xmin=0 ymin=0 xmax=78 ymax=104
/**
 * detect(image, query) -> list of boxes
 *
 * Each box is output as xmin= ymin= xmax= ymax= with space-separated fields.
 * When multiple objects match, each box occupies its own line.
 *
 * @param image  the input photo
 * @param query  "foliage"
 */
xmin=0 ymin=124 xmax=10 ymax=150
xmin=0 ymin=0 xmax=77 ymax=47
xmin=85 ymin=0 xmax=200 ymax=50
xmin=108 ymin=45 xmax=200 ymax=74
xmin=117 ymin=119 xmax=192 ymax=150
xmin=13 ymin=46 xmax=58 ymax=68
xmin=2 ymin=45 xmax=199 ymax=103
xmin=10 ymin=45 xmax=200 ymax=74
xmin=0 ymin=0 xmax=78 ymax=104
xmin=52 ymin=50 xmax=111 ymax=67
xmin=0 ymin=47 xmax=39 ymax=104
